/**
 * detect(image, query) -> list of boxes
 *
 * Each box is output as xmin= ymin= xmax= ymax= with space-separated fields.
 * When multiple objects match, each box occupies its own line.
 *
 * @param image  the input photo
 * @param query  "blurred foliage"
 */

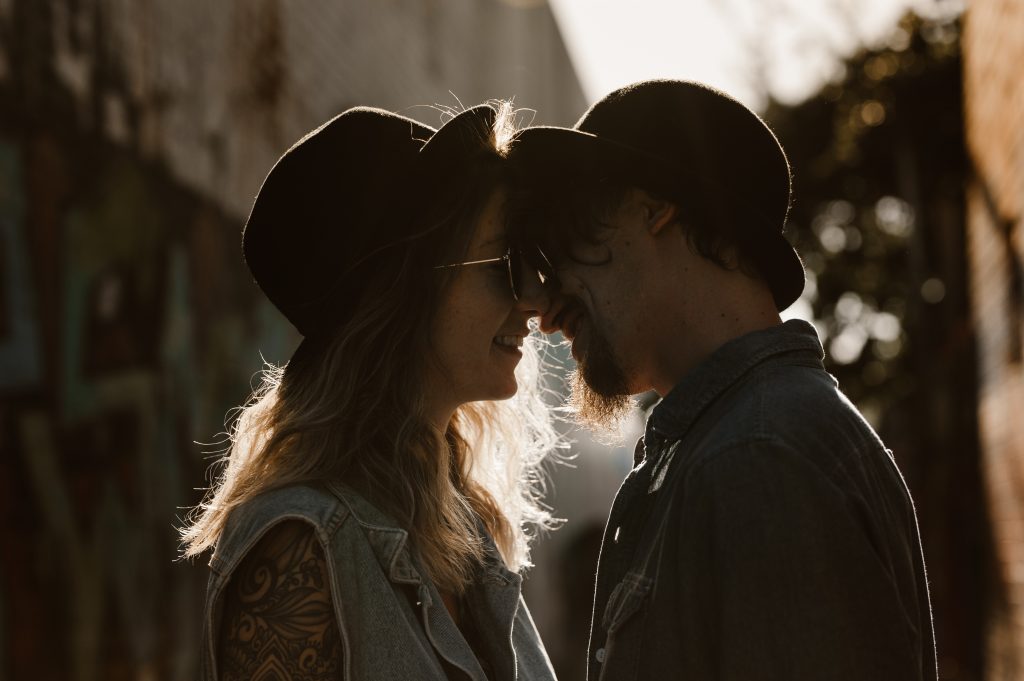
xmin=765 ymin=11 xmax=965 ymax=424
xmin=767 ymin=15 xmax=989 ymax=678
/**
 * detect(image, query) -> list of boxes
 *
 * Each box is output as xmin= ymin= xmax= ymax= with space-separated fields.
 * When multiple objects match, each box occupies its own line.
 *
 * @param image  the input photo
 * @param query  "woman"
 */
xmin=180 ymin=102 xmax=559 ymax=680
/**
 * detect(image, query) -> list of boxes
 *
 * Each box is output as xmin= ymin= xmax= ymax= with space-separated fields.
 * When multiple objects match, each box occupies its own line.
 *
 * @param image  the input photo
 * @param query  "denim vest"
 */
xmin=201 ymin=482 xmax=555 ymax=680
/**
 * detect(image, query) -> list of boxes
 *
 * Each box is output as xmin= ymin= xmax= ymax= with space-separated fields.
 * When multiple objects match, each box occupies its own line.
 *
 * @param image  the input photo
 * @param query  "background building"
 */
xmin=963 ymin=0 xmax=1024 ymax=677
xmin=765 ymin=12 xmax=985 ymax=678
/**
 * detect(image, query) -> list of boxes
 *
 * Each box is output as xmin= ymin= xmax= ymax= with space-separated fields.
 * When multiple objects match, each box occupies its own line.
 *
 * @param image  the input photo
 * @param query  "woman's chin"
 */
xmin=489 ymin=381 xmax=519 ymax=401
xmin=475 ymin=377 xmax=519 ymax=403
xmin=498 ymin=383 xmax=519 ymax=400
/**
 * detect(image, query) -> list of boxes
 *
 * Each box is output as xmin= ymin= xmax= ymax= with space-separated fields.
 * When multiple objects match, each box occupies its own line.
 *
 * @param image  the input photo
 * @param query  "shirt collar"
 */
xmin=645 ymin=319 xmax=824 ymax=446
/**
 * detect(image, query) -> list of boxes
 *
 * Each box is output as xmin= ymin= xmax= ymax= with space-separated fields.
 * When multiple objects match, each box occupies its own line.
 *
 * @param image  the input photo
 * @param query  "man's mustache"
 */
xmin=547 ymin=296 xmax=587 ymax=341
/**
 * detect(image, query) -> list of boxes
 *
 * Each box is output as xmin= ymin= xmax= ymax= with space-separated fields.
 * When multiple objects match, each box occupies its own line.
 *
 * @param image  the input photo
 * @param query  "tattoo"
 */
xmin=220 ymin=520 xmax=342 ymax=680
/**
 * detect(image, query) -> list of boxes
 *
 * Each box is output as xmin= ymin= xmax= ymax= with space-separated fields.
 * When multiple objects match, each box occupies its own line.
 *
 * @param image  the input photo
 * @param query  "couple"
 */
xmin=182 ymin=80 xmax=937 ymax=681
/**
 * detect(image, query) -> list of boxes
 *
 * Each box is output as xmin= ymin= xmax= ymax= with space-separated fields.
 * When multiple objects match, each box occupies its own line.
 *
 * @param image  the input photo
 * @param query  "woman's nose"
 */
xmin=514 ymin=265 xmax=553 ymax=317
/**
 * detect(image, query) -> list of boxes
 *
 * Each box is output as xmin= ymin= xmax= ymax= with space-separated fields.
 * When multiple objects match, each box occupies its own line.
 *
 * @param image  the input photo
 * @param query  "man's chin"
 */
xmin=569 ymin=369 xmax=634 ymax=439
xmin=569 ymin=336 xmax=635 ymax=438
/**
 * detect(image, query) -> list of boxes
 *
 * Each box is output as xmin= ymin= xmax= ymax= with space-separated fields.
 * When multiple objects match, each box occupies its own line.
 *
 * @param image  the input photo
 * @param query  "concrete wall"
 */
xmin=963 ymin=1 xmax=1024 ymax=677
xmin=0 ymin=1 xmax=586 ymax=678
xmin=9 ymin=0 xmax=585 ymax=218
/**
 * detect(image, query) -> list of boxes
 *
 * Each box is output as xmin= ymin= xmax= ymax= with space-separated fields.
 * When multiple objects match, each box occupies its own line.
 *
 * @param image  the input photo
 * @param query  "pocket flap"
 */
xmin=602 ymin=570 xmax=652 ymax=633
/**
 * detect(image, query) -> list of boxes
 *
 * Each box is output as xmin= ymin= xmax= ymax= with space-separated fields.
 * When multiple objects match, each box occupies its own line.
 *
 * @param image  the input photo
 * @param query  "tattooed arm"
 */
xmin=219 ymin=519 xmax=344 ymax=680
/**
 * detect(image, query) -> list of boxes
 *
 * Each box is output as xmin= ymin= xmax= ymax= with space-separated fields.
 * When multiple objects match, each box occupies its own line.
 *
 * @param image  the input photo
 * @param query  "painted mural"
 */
xmin=0 ymin=129 xmax=295 ymax=680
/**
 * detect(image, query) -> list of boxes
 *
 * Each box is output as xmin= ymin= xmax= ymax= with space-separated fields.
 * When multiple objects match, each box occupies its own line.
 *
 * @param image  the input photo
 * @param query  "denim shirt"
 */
xmin=587 ymin=320 xmax=938 ymax=681
xmin=201 ymin=482 xmax=555 ymax=681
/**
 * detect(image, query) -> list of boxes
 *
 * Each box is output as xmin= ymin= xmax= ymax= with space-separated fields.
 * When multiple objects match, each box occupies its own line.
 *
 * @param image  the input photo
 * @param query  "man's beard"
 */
xmin=568 ymin=323 xmax=634 ymax=438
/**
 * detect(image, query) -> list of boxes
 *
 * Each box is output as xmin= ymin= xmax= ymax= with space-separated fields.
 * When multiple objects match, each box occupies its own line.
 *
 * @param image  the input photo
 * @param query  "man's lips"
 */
xmin=549 ymin=303 xmax=586 ymax=341
xmin=552 ymin=305 xmax=589 ymax=362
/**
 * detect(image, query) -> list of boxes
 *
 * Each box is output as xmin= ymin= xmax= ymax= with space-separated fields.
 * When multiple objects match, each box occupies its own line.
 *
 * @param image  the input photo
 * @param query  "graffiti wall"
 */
xmin=0 ymin=125 xmax=295 ymax=679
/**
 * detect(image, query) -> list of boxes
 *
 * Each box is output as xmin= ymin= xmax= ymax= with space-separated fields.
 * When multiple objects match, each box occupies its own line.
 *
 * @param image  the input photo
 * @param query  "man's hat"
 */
xmin=242 ymin=104 xmax=498 ymax=342
xmin=510 ymin=79 xmax=804 ymax=311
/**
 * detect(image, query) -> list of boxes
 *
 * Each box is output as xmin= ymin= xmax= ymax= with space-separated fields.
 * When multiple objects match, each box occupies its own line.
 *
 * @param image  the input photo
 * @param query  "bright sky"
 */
xmin=547 ymin=0 xmax=962 ymax=110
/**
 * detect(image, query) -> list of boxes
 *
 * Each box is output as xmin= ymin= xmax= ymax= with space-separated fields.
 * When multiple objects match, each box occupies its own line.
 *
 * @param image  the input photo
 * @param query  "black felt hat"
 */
xmin=510 ymin=79 xmax=804 ymax=311
xmin=242 ymin=104 xmax=498 ymax=344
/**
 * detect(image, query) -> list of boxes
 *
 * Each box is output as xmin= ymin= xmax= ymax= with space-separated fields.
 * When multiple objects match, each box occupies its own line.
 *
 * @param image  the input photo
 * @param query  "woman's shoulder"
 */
xmin=213 ymin=481 xmax=411 ymax=570
xmin=211 ymin=482 xmax=352 ymax=575
xmin=234 ymin=482 xmax=352 ymax=532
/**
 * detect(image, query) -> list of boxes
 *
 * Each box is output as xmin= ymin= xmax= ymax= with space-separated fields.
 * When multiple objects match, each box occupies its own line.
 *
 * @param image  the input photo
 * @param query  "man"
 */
xmin=509 ymin=80 xmax=937 ymax=680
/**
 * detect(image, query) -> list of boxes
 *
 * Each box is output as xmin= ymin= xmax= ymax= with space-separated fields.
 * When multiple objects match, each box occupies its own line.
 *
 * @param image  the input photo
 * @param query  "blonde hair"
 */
xmin=180 ymin=102 xmax=559 ymax=592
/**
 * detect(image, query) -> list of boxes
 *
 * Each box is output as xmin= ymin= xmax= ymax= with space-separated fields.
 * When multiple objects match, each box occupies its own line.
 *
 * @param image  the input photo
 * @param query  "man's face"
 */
xmin=540 ymin=190 xmax=659 ymax=429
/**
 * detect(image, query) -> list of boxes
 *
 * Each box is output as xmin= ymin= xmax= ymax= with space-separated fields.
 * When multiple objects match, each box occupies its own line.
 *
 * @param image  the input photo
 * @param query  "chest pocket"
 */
xmin=594 ymin=438 xmax=691 ymax=681
xmin=596 ymin=570 xmax=652 ymax=681
xmin=602 ymin=570 xmax=651 ymax=633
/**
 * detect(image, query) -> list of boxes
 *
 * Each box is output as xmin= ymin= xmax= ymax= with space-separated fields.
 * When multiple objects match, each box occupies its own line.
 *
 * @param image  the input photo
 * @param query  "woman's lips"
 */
xmin=493 ymin=335 xmax=524 ymax=348
xmin=493 ymin=342 xmax=523 ymax=359
xmin=492 ymin=333 xmax=525 ymax=359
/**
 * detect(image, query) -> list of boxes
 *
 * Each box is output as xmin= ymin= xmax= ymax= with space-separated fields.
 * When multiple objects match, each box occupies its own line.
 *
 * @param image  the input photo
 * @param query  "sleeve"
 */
xmin=676 ymin=440 xmax=926 ymax=681
xmin=218 ymin=519 xmax=344 ymax=680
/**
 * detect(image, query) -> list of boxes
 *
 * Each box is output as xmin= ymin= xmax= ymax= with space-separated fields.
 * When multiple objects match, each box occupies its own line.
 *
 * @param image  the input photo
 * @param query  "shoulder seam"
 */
xmin=210 ymin=485 xmax=352 ymax=575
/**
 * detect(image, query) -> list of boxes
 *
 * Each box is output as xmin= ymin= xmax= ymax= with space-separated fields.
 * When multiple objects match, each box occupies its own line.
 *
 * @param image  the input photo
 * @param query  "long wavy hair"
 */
xmin=180 ymin=102 xmax=559 ymax=593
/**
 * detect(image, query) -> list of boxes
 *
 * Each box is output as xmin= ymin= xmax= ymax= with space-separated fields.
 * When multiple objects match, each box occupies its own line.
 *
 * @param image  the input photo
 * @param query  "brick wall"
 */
xmin=963 ymin=1 xmax=1024 ymax=677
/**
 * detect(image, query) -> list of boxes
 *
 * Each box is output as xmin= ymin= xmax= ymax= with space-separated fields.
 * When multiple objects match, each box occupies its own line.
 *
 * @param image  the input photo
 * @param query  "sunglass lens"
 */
xmin=535 ymin=247 xmax=556 ymax=285
xmin=508 ymin=248 xmax=522 ymax=301
xmin=507 ymin=246 xmax=559 ymax=301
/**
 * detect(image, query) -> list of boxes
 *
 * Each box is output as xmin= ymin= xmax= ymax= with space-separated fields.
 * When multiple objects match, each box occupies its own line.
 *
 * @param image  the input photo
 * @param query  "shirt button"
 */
xmin=595 ymin=647 xmax=606 ymax=663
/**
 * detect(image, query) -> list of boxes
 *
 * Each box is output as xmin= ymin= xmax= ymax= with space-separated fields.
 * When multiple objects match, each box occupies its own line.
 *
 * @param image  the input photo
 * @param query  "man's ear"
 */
xmin=643 ymin=196 xmax=678 ymax=236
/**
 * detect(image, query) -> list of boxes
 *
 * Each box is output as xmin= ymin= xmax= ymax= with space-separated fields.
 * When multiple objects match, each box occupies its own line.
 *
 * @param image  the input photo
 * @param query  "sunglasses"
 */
xmin=434 ymin=245 xmax=558 ymax=301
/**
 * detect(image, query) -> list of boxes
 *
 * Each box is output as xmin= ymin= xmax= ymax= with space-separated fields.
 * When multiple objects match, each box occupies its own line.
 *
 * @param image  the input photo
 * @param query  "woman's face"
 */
xmin=429 ymin=188 xmax=550 ymax=410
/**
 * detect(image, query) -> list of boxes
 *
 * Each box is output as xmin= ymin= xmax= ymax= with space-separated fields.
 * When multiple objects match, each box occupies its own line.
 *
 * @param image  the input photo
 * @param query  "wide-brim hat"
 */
xmin=509 ymin=79 xmax=805 ymax=311
xmin=242 ymin=104 xmax=498 ymax=352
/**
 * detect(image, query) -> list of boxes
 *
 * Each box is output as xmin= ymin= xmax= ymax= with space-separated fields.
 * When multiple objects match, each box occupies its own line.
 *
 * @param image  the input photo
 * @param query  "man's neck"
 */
xmin=647 ymin=279 xmax=782 ymax=397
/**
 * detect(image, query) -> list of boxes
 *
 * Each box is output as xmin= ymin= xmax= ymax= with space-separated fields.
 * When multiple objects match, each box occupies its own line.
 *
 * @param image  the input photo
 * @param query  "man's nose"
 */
xmin=536 ymin=274 xmax=577 ymax=334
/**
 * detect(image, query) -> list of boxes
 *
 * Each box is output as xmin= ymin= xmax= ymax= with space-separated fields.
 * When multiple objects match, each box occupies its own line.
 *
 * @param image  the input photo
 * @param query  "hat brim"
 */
xmin=510 ymin=126 xmax=805 ymax=311
xmin=411 ymin=105 xmax=499 ymax=209
xmin=346 ymin=104 xmax=499 ymax=265
xmin=758 ymin=232 xmax=806 ymax=311
xmin=419 ymin=105 xmax=497 ymax=166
